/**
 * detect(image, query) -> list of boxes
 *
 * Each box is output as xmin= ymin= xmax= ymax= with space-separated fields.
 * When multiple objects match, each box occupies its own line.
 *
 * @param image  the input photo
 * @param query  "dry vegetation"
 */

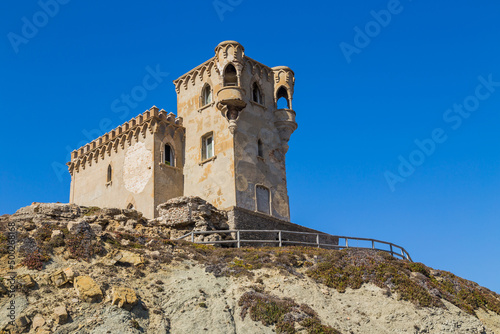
xmin=3 ymin=219 xmax=500 ymax=323
xmin=239 ymin=290 xmax=341 ymax=334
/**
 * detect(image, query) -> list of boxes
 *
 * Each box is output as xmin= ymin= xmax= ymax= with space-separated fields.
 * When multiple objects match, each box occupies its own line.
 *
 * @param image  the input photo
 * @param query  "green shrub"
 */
xmin=238 ymin=291 xmax=340 ymax=334
xmin=408 ymin=262 xmax=430 ymax=277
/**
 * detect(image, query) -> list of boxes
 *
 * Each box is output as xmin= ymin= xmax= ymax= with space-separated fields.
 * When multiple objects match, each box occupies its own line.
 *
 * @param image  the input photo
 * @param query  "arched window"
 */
xmin=256 ymin=185 xmax=270 ymax=214
xmin=257 ymin=139 xmax=263 ymax=158
xmin=252 ymin=83 xmax=263 ymax=104
xmin=127 ymin=203 xmax=134 ymax=210
xmin=223 ymin=64 xmax=237 ymax=87
xmin=201 ymin=84 xmax=212 ymax=106
xmin=276 ymin=86 xmax=290 ymax=109
xmin=164 ymin=144 xmax=174 ymax=166
xmin=106 ymin=165 xmax=112 ymax=183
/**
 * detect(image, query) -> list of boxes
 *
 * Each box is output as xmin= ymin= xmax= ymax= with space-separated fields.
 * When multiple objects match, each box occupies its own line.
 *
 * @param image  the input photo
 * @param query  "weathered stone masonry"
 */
xmin=67 ymin=41 xmax=309 ymax=234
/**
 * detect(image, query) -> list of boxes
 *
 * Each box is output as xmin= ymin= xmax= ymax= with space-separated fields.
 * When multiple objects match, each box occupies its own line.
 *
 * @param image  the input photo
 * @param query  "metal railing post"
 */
xmin=176 ymin=230 xmax=411 ymax=262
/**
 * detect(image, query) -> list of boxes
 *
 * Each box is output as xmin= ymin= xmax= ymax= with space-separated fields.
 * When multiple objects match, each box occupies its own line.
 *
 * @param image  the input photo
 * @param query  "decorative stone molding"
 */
xmin=173 ymin=42 xmax=274 ymax=93
xmin=173 ymin=59 xmax=218 ymax=93
xmin=216 ymin=86 xmax=247 ymax=134
xmin=274 ymin=108 xmax=298 ymax=153
xmin=66 ymin=106 xmax=185 ymax=175
xmin=247 ymin=57 xmax=273 ymax=82
xmin=214 ymin=40 xmax=245 ymax=63
xmin=272 ymin=66 xmax=295 ymax=101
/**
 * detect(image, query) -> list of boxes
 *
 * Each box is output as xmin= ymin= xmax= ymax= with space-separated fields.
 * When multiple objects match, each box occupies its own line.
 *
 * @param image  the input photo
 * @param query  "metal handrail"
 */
xmin=175 ymin=229 xmax=412 ymax=261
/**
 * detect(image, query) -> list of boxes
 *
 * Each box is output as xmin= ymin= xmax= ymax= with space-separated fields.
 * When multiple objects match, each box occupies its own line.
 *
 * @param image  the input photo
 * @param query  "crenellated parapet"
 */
xmin=66 ymin=106 xmax=185 ymax=176
xmin=247 ymin=57 xmax=274 ymax=83
xmin=173 ymin=59 xmax=217 ymax=93
xmin=172 ymin=42 xmax=274 ymax=94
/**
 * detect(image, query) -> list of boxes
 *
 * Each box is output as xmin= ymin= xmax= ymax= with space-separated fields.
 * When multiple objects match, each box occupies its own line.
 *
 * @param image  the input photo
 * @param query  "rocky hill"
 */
xmin=1 ymin=203 xmax=500 ymax=334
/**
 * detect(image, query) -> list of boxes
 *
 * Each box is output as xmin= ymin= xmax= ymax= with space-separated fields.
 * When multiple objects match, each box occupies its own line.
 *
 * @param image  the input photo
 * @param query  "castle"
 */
xmin=66 ymin=41 xmax=298 ymax=223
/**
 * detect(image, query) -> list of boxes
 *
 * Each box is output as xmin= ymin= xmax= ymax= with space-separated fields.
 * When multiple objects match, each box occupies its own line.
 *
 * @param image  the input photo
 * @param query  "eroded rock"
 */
xmin=48 ymin=268 xmax=75 ymax=287
xmin=74 ymin=276 xmax=102 ymax=303
xmin=110 ymin=286 xmax=138 ymax=309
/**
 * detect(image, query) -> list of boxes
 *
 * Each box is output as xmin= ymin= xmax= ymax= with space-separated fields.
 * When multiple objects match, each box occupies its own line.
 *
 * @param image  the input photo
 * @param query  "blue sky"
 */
xmin=1 ymin=0 xmax=499 ymax=293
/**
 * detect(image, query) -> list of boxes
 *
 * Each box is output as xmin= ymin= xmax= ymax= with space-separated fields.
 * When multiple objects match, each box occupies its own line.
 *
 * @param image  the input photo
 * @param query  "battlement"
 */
xmin=67 ymin=106 xmax=184 ymax=175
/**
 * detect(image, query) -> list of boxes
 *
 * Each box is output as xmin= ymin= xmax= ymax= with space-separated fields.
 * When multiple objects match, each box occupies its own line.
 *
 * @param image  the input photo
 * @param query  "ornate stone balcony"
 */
xmin=274 ymin=108 xmax=298 ymax=153
xmin=216 ymin=86 xmax=246 ymax=109
xmin=216 ymin=87 xmax=247 ymax=134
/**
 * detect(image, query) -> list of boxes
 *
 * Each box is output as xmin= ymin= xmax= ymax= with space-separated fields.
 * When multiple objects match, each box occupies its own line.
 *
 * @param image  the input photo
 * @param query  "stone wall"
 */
xmin=68 ymin=108 xmax=185 ymax=219
xmin=227 ymin=206 xmax=338 ymax=247
xmin=70 ymin=135 xmax=157 ymax=218
xmin=233 ymin=59 xmax=293 ymax=221
xmin=175 ymin=56 xmax=237 ymax=211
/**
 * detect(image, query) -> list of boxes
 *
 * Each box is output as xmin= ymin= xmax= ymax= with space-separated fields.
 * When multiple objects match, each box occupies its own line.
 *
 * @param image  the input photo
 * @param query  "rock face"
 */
xmin=6 ymin=200 xmax=234 ymax=244
xmin=1 ymin=203 xmax=500 ymax=334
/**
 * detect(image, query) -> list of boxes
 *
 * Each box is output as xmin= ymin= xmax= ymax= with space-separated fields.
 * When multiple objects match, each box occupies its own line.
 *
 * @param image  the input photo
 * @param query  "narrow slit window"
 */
xmin=106 ymin=165 xmax=112 ymax=183
xmin=257 ymin=139 xmax=263 ymax=158
xmin=164 ymin=144 xmax=174 ymax=166
xmin=127 ymin=203 xmax=134 ymax=210
xmin=252 ymin=83 xmax=263 ymax=104
xmin=202 ymin=133 xmax=214 ymax=161
xmin=256 ymin=185 xmax=270 ymax=214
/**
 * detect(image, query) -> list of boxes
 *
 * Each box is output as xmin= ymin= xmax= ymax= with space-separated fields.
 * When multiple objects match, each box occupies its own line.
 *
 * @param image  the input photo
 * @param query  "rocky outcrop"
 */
xmin=1 ymin=203 xmax=500 ymax=333
xmin=156 ymin=196 xmax=232 ymax=241
xmin=6 ymin=200 xmax=233 ymax=245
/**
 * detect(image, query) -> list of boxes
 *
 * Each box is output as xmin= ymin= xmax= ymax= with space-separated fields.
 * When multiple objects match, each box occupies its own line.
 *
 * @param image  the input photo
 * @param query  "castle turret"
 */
xmin=272 ymin=66 xmax=297 ymax=153
xmin=173 ymin=41 xmax=298 ymax=220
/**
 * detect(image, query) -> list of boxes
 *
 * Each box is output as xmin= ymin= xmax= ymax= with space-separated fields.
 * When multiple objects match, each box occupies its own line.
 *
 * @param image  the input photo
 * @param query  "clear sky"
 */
xmin=1 ymin=1 xmax=499 ymax=293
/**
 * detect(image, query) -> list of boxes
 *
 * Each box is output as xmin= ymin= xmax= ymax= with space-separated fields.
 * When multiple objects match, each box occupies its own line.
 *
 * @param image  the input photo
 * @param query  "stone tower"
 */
xmin=67 ymin=41 xmax=297 ymax=221
xmin=173 ymin=41 xmax=297 ymax=221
